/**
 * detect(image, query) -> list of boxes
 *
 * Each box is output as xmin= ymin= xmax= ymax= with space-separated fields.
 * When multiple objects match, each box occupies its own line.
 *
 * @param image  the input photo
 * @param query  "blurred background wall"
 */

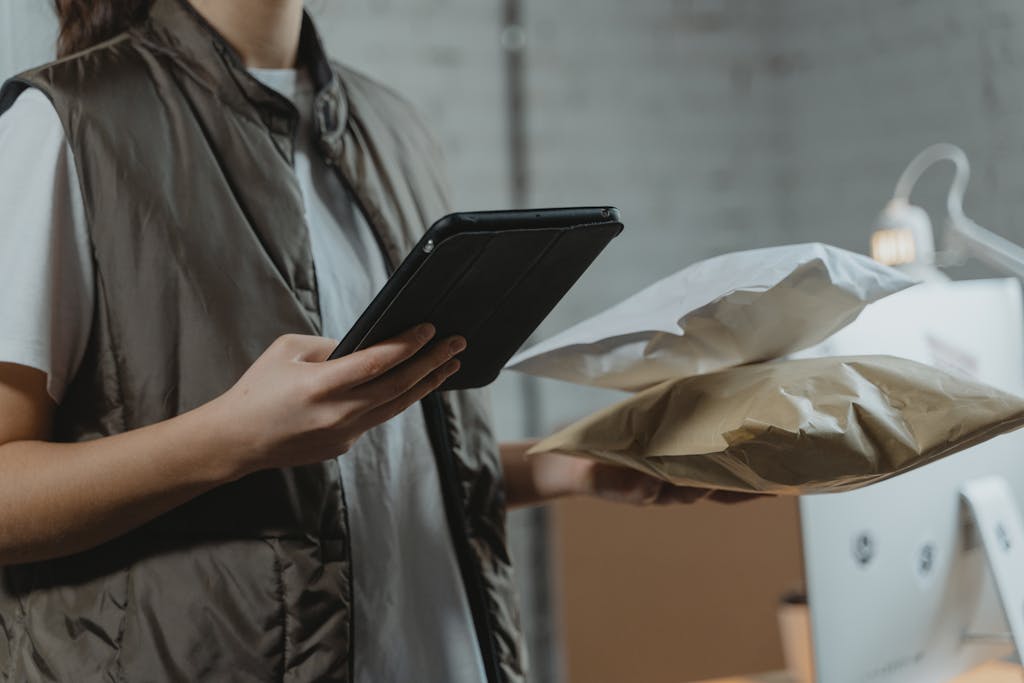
xmin=1 ymin=2 xmax=57 ymax=74
xmin=5 ymin=0 xmax=1024 ymax=680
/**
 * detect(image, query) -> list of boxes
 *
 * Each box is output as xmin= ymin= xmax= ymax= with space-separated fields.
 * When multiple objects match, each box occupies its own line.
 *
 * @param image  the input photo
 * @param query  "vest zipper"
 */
xmin=326 ymin=161 xmax=502 ymax=683
xmin=422 ymin=393 xmax=503 ymax=683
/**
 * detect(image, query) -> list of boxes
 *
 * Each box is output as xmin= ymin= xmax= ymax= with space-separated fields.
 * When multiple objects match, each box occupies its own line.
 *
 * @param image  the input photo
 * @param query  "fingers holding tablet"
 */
xmin=348 ymin=331 xmax=467 ymax=407
xmin=321 ymin=323 xmax=438 ymax=388
xmin=215 ymin=326 xmax=468 ymax=473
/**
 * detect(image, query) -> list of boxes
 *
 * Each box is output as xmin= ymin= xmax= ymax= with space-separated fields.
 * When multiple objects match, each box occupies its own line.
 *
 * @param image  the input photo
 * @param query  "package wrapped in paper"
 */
xmin=508 ymin=243 xmax=917 ymax=392
xmin=528 ymin=356 xmax=1024 ymax=494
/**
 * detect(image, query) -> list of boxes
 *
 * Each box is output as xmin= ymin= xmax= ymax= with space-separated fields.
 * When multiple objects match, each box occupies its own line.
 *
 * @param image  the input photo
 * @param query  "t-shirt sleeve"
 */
xmin=0 ymin=88 xmax=95 ymax=404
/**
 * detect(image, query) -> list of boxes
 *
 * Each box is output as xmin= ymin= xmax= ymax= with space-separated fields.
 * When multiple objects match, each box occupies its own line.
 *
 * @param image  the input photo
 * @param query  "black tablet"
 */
xmin=328 ymin=206 xmax=623 ymax=390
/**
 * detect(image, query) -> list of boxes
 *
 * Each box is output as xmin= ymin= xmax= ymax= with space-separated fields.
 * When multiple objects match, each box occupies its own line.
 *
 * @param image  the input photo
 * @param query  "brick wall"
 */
xmin=774 ymin=0 xmax=1024 ymax=255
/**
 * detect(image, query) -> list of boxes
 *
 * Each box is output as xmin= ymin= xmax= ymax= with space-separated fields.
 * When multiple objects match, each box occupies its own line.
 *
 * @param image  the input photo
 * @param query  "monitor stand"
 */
xmin=961 ymin=475 xmax=1024 ymax=662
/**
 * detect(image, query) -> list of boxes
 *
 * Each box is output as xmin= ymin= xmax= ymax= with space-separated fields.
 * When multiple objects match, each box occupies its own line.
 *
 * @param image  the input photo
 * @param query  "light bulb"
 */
xmin=871 ymin=228 xmax=917 ymax=266
xmin=870 ymin=198 xmax=936 ymax=267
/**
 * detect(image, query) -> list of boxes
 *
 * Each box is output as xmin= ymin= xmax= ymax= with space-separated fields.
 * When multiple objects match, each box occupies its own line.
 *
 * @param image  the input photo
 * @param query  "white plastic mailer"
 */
xmin=507 ymin=243 xmax=917 ymax=392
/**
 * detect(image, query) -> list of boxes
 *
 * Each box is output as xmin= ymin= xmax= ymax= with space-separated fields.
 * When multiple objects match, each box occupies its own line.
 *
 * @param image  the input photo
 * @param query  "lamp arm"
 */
xmin=894 ymin=143 xmax=971 ymax=221
xmin=946 ymin=218 xmax=1024 ymax=281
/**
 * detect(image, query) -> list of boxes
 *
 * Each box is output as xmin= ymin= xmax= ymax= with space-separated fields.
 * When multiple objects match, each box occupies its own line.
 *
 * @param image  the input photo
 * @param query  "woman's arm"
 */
xmin=0 ymin=327 xmax=465 ymax=566
xmin=0 ymin=362 xmax=245 ymax=565
xmin=501 ymin=440 xmax=675 ymax=509
xmin=499 ymin=441 xmax=585 ymax=508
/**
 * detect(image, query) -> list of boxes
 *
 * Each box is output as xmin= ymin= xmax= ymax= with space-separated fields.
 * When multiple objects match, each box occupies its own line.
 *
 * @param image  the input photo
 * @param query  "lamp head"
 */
xmin=869 ymin=143 xmax=971 ymax=282
xmin=870 ymin=198 xmax=936 ymax=267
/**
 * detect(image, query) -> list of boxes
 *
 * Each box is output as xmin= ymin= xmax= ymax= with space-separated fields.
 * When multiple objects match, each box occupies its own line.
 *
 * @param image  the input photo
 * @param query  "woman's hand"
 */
xmin=501 ymin=444 xmax=763 ymax=509
xmin=559 ymin=455 xmax=761 ymax=506
xmin=0 ymin=325 xmax=463 ymax=565
xmin=211 ymin=324 xmax=464 ymax=479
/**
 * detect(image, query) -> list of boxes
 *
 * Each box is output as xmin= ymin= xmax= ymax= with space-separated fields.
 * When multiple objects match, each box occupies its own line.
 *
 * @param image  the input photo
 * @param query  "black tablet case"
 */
xmin=330 ymin=208 xmax=623 ymax=390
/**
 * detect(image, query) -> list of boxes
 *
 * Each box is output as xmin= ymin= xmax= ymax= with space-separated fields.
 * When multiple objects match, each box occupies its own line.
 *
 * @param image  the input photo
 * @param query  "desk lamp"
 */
xmin=870 ymin=143 xmax=1024 ymax=280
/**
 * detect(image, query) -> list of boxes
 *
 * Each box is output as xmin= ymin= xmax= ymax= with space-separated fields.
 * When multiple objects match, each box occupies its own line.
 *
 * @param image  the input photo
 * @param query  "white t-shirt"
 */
xmin=0 ymin=69 xmax=486 ymax=683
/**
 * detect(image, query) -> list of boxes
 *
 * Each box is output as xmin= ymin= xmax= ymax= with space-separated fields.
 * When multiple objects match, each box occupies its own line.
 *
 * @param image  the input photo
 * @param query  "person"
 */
xmin=0 ymin=1 xmax=748 ymax=681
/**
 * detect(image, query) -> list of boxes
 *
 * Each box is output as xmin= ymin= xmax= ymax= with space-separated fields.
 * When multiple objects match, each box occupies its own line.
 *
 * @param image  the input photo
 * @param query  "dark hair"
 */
xmin=53 ymin=0 xmax=154 ymax=58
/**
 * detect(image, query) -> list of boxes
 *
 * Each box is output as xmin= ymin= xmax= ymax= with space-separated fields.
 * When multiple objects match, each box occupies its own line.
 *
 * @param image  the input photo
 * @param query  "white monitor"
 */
xmin=793 ymin=278 xmax=1024 ymax=682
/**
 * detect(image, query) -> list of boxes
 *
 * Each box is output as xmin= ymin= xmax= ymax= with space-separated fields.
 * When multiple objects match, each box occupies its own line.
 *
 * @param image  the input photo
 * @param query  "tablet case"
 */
xmin=331 ymin=207 xmax=623 ymax=390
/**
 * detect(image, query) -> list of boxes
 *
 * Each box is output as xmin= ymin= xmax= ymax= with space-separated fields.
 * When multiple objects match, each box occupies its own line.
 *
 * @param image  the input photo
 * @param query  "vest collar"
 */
xmin=142 ymin=0 xmax=348 ymax=163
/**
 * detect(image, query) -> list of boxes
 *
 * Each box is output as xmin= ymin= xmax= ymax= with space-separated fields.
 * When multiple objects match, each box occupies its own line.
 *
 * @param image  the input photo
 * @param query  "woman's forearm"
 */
xmin=500 ymin=441 xmax=587 ymax=509
xmin=2 ymin=431 xmax=570 ymax=565
xmin=0 ymin=402 xmax=242 ymax=566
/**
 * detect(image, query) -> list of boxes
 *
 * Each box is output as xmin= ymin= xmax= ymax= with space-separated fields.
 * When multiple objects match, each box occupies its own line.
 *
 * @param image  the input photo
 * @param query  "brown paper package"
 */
xmin=529 ymin=355 xmax=1024 ymax=494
